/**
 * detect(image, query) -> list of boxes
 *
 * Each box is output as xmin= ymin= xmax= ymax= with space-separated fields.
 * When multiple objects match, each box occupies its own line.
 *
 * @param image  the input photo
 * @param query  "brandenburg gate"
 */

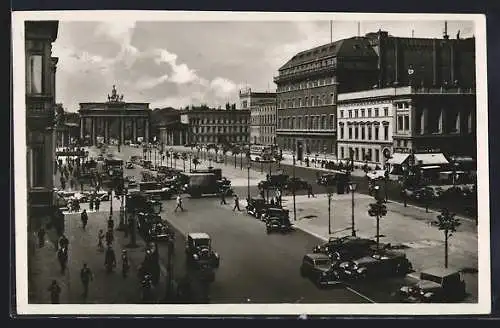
xmin=78 ymin=85 xmax=151 ymax=145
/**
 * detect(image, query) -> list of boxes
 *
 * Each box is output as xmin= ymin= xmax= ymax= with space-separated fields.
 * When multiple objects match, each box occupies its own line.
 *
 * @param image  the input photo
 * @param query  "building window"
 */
xmin=368 ymin=126 xmax=372 ymax=140
xmin=330 ymin=115 xmax=335 ymax=129
xmin=321 ymin=115 xmax=326 ymax=129
xmin=348 ymin=127 xmax=352 ymax=139
xmin=355 ymin=148 xmax=359 ymax=160
xmin=398 ymin=116 xmax=404 ymax=130
xmin=374 ymin=108 xmax=379 ymax=117
xmin=384 ymin=125 xmax=389 ymax=140
xmin=340 ymin=147 xmax=344 ymax=159
xmin=384 ymin=107 xmax=389 ymax=116
xmin=404 ymin=115 xmax=410 ymax=130
xmin=375 ymin=126 xmax=379 ymax=140
xmin=340 ymin=110 xmax=344 ymax=118
xmin=361 ymin=109 xmax=365 ymax=117
xmin=330 ymin=93 xmax=334 ymax=104
xmin=299 ymin=98 xmax=303 ymax=107
xmin=354 ymin=126 xmax=359 ymax=139
xmin=355 ymin=109 xmax=359 ymax=118
xmin=361 ymin=126 xmax=365 ymax=140
xmin=375 ymin=149 xmax=380 ymax=163
xmin=27 ymin=54 xmax=43 ymax=94
xmin=32 ymin=146 xmax=45 ymax=187
xmin=367 ymin=149 xmax=372 ymax=161
xmin=340 ymin=127 xmax=344 ymax=139
xmin=348 ymin=110 xmax=352 ymax=118
xmin=368 ymin=108 xmax=372 ymax=117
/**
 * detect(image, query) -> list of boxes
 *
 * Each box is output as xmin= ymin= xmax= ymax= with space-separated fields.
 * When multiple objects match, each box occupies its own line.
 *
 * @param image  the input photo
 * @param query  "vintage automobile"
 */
xmin=266 ymin=215 xmax=293 ymax=234
xmin=339 ymin=251 xmax=413 ymax=280
xmin=185 ymin=233 xmax=220 ymax=269
xmin=312 ymin=236 xmax=378 ymax=261
xmin=125 ymin=161 xmax=135 ymax=169
xmin=285 ymin=177 xmax=309 ymax=191
xmin=137 ymin=213 xmax=173 ymax=241
xmin=261 ymin=207 xmax=290 ymax=223
xmin=397 ymin=267 xmax=467 ymax=303
xmin=246 ymin=198 xmax=270 ymax=218
xmin=300 ymin=253 xmax=343 ymax=288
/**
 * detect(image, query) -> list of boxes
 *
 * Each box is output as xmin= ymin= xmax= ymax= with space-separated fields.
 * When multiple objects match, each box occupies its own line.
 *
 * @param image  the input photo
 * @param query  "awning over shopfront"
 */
xmin=420 ymin=165 xmax=441 ymax=170
xmin=414 ymin=153 xmax=449 ymax=166
xmin=386 ymin=153 xmax=410 ymax=165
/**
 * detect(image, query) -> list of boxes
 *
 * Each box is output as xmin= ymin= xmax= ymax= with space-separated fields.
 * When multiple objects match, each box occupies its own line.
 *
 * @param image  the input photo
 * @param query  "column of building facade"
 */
xmin=420 ymin=108 xmax=428 ymax=135
xmin=144 ymin=118 xmax=150 ymax=143
xmin=80 ymin=117 xmax=84 ymax=140
xmin=104 ymin=118 xmax=109 ymax=143
xmin=120 ymin=116 xmax=124 ymax=145
xmin=132 ymin=118 xmax=137 ymax=142
xmin=91 ymin=117 xmax=96 ymax=145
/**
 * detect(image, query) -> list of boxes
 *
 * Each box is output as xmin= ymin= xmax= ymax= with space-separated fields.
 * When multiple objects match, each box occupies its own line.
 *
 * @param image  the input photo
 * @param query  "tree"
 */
xmin=181 ymin=153 xmax=188 ymax=172
xmin=420 ymin=187 xmax=434 ymax=213
xmin=222 ymin=146 xmax=230 ymax=165
xmin=192 ymin=157 xmax=200 ymax=170
xmin=232 ymin=148 xmax=240 ymax=168
xmin=434 ymin=209 xmax=461 ymax=268
xmin=173 ymin=152 xmax=180 ymax=168
xmin=367 ymin=193 xmax=388 ymax=251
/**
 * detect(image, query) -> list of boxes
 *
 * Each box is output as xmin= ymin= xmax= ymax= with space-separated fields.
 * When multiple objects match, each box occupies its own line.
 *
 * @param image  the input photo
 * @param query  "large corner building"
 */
xmin=274 ymin=28 xmax=476 ymax=161
xmin=239 ymin=88 xmax=276 ymax=145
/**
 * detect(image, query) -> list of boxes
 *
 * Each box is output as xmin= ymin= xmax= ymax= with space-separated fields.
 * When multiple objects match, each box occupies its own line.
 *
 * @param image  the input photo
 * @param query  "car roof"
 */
xmin=188 ymin=232 xmax=210 ymax=240
xmin=304 ymin=253 xmax=330 ymax=260
xmin=353 ymin=256 xmax=379 ymax=264
xmin=421 ymin=267 xmax=461 ymax=277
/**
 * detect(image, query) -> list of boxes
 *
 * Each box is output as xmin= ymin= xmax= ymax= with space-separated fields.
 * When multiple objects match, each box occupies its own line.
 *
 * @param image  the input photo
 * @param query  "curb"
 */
xmin=386 ymin=200 xmax=476 ymax=223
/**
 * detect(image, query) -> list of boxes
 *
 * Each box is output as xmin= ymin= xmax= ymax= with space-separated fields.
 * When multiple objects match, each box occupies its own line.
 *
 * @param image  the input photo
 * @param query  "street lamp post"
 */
xmin=169 ymin=148 xmax=173 ymax=167
xmin=327 ymin=191 xmax=332 ymax=235
xmin=247 ymin=163 xmax=251 ymax=201
xmin=189 ymin=153 xmax=192 ymax=172
xmin=292 ymin=152 xmax=297 ymax=221
xmin=349 ymin=182 xmax=358 ymax=237
xmin=240 ymin=152 xmax=243 ymax=170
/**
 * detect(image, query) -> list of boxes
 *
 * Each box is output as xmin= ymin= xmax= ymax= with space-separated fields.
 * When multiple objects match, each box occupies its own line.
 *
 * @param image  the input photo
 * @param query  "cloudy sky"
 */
xmin=51 ymin=19 xmax=474 ymax=112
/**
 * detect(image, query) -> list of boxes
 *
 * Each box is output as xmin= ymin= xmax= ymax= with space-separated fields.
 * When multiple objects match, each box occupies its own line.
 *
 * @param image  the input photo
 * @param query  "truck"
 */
xmin=181 ymin=172 xmax=221 ymax=198
xmin=139 ymin=181 xmax=173 ymax=200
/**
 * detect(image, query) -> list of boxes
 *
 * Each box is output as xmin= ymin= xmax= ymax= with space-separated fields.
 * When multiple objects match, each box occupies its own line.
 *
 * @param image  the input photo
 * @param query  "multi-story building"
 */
xmin=337 ymin=88 xmax=396 ymax=166
xmin=179 ymin=108 xmax=250 ymax=145
xmin=274 ymin=26 xmax=475 ymax=161
xmin=239 ymin=88 xmax=276 ymax=145
xmin=338 ymin=86 xmax=476 ymax=167
xmin=25 ymin=21 xmax=59 ymax=229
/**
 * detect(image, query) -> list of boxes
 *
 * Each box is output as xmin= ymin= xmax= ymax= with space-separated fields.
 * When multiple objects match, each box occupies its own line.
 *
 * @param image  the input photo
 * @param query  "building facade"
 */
xmin=78 ymin=85 xmax=151 ymax=145
xmin=338 ymin=86 xmax=476 ymax=167
xmin=180 ymin=109 xmax=250 ymax=145
xmin=274 ymin=27 xmax=475 ymax=161
xmin=337 ymin=88 xmax=396 ymax=165
xmin=25 ymin=20 xmax=59 ymax=226
xmin=239 ymin=88 xmax=276 ymax=145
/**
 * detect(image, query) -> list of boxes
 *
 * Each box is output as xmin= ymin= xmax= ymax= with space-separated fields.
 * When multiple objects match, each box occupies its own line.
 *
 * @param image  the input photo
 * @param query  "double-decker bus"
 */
xmin=249 ymin=145 xmax=274 ymax=162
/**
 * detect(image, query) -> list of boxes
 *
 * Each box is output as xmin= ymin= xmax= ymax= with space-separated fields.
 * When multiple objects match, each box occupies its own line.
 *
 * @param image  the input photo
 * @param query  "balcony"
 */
xmin=26 ymin=95 xmax=55 ymax=129
xmin=274 ymin=65 xmax=336 ymax=84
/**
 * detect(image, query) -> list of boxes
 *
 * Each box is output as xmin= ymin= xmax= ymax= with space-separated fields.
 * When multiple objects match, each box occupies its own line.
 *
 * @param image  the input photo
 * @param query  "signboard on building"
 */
xmin=180 ymin=114 xmax=189 ymax=124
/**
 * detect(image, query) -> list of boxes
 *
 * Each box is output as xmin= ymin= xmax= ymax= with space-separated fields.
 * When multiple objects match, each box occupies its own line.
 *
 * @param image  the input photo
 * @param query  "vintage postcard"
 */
xmin=12 ymin=11 xmax=490 ymax=315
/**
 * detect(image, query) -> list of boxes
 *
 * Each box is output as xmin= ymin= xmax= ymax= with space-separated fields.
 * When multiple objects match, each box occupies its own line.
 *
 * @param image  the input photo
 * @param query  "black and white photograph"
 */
xmin=12 ymin=11 xmax=490 ymax=315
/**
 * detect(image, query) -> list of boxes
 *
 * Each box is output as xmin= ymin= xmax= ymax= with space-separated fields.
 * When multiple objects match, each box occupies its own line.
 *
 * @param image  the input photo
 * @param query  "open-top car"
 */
xmin=312 ymin=236 xmax=378 ymax=261
xmin=397 ymin=267 xmax=467 ymax=303
xmin=266 ymin=214 xmax=293 ymax=234
xmin=339 ymin=250 xmax=413 ymax=280
xmin=300 ymin=253 xmax=343 ymax=288
xmin=136 ymin=213 xmax=173 ymax=241
xmin=185 ymin=233 xmax=220 ymax=270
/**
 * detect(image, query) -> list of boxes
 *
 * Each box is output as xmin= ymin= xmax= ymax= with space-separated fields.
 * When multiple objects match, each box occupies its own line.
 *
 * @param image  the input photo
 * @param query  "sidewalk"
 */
xmin=28 ymin=192 xmax=165 ymax=304
xmin=238 ymin=193 xmax=478 ymax=301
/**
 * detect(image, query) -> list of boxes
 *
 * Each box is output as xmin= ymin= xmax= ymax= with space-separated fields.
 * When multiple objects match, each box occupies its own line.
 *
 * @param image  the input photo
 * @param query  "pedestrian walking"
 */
xmin=276 ymin=189 xmax=282 ymax=206
xmin=174 ymin=194 xmax=184 ymax=212
xmin=47 ymin=280 xmax=61 ymax=304
xmin=233 ymin=194 xmax=241 ymax=211
xmin=105 ymin=228 xmax=114 ymax=247
xmin=80 ymin=180 xmax=84 ymax=192
xmin=220 ymin=189 xmax=227 ymax=205
xmin=37 ymin=226 xmax=46 ymax=248
xmin=97 ymin=229 xmax=104 ymax=250
xmin=89 ymin=197 xmax=94 ymax=211
xmin=95 ymin=197 xmax=101 ymax=211
xmin=81 ymin=209 xmax=88 ymax=230
xmin=80 ymin=263 xmax=93 ymax=299
xmin=60 ymin=176 xmax=66 ymax=190
xmin=104 ymin=246 xmax=117 ymax=273
xmin=121 ymin=249 xmax=129 ymax=278
xmin=307 ymin=183 xmax=315 ymax=198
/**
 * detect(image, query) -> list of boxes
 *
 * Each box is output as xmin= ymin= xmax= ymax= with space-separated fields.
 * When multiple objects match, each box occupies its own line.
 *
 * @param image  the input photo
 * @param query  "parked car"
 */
xmin=246 ymin=198 xmax=270 ymax=218
xmin=185 ymin=233 xmax=220 ymax=269
xmin=125 ymin=161 xmax=134 ymax=169
xmin=137 ymin=213 xmax=173 ymax=241
xmin=312 ymin=236 xmax=378 ymax=261
xmin=286 ymin=177 xmax=309 ymax=191
xmin=339 ymin=251 xmax=413 ymax=280
xmin=300 ymin=253 xmax=343 ymax=288
xmin=397 ymin=267 xmax=467 ymax=303
xmin=266 ymin=215 xmax=293 ymax=234
xmin=261 ymin=207 xmax=290 ymax=223
xmin=366 ymin=170 xmax=387 ymax=181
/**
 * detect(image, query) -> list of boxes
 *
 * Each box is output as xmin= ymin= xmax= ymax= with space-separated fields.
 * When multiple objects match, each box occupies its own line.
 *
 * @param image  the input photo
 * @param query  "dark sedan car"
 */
xmin=313 ymin=236 xmax=378 ymax=261
xmin=300 ymin=253 xmax=343 ymax=288
xmin=339 ymin=251 xmax=413 ymax=280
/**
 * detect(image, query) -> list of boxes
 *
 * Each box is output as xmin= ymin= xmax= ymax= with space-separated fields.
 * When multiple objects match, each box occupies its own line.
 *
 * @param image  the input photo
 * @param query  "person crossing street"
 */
xmin=47 ymin=280 xmax=61 ymax=304
xmin=81 ymin=209 xmax=88 ymax=230
xmin=174 ymin=194 xmax=184 ymax=212
xmin=233 ymin=194 xmax=241 ymax=211
xmin=97 ymin=229 xmax=104 ymax=250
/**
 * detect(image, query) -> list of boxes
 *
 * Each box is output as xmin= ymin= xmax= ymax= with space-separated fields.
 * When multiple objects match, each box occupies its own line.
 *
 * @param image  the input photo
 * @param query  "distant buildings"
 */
xmin=274 ymin=27 xmax=476 ymax=161
xmin=25 ymin=20 xmax=59 ymax=229
xmin=239 ymin=88 xmax=276 ymax=145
